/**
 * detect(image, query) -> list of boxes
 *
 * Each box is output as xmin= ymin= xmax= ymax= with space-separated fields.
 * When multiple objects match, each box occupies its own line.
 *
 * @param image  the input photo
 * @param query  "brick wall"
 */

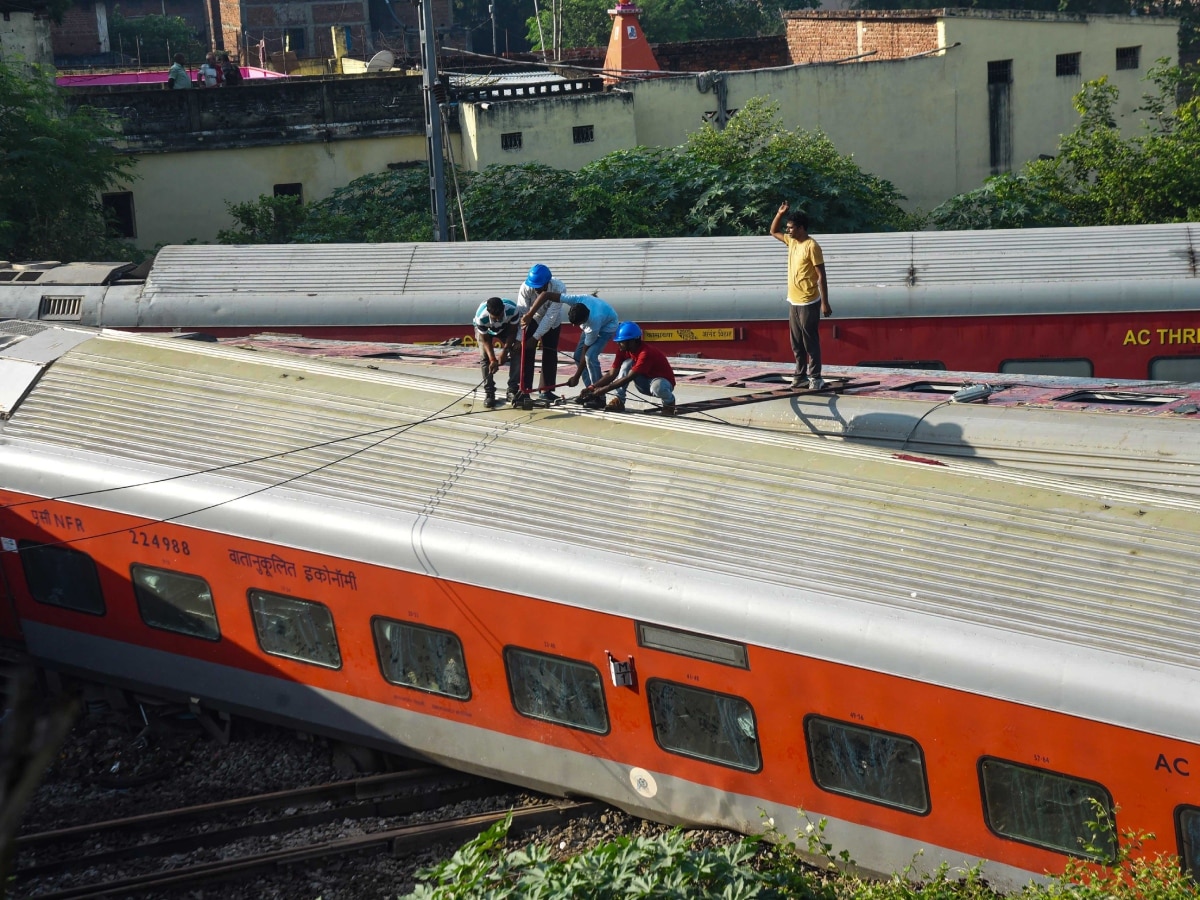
xmin=240 ymin=0 xmax=369 ymax=58
xmin=784 ymin=11 xmax=938 ymax=64
xmin=51 ymin=2 xmax=101 ymax=57
xmin=62 ymin=70 xmax=426 ymax=149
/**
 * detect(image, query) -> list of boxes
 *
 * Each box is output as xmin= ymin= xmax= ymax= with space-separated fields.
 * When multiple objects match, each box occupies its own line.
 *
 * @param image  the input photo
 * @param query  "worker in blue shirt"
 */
xmin=525 ymin=293 xmax=619 ymax=388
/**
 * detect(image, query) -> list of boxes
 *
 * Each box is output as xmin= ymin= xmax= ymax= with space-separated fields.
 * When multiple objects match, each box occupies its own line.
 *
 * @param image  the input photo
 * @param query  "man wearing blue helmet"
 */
xmin=512 ymin=263 xmax=565 ymax=403
xmin=578 ymin=321 xmax=676 ymax=415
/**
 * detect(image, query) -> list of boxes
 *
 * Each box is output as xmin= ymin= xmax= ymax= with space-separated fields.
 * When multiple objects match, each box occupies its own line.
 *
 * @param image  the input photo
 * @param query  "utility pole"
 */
xmin=415 ymin=0 xmax=449 ymax=241
xmin=490 ymin=3 xmax=497 ymax=55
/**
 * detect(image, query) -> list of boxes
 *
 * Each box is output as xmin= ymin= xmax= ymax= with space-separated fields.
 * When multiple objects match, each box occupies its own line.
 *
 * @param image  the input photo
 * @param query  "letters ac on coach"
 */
xmin=1156 ymin=754 xmax=1191 ymax=776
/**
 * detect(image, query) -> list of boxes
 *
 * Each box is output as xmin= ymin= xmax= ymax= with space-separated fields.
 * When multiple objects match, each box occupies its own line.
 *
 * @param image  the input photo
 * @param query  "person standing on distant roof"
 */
xmin=167 ymin=53 xmax=192 ymax=90
xmin=198 ymin=52 xmax=221 ymax=87
xmin=512 ymin=263 xmax=564 ymax=403
xmin=770 ymin=201 xmax=832 ymax=391
xmin=473 ymin=296 xmax=520 ymax=409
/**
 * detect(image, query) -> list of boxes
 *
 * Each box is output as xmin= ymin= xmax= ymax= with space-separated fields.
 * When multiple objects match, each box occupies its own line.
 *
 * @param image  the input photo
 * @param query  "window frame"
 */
xmin=572 ymin=124 xmax=595 ymax=144
xmin=804 ymin=714 xmax=931 ymax=814
xmin=978 ymin=757 xmax=1115 ymax=859
xmin=101 ymin=191 xmax=136 ymax=238
xmin=999 ymin=357 xmax=1094 ymax=378
xmin=646 ymin=677 xmax=763 ymax=773
xmin=372 ymin=616 xmax=471 ymax=700
xmin=1175 ymin=805 xmax=1200 ymax=880
xmin=1056 ymin=52 xmax=1081 ymax=77
xmin=247 ymin=588 xmax=342 ymax=670
xmin=131 ymin=563 xmax=220 ymax=641
xmin=1116 ymin=45 xmax=1140 ymax=70
xmin=18 ymin=540 xmax=106 ymax=616
xmin=501 ymin=131 xmax=523 ymax=151
xmin=503 ymin=646 xmax=610 ymax=735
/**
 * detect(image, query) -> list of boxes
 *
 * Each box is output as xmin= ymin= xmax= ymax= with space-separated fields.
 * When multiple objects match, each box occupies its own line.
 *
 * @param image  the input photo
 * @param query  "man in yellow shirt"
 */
xmin=769 ymin=201 xmax=832 ymax=390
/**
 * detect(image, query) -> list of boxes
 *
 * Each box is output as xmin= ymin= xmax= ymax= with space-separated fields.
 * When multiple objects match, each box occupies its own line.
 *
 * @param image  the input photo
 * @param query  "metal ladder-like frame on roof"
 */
xmin=654 ymin=378 xmax=876 ymax=416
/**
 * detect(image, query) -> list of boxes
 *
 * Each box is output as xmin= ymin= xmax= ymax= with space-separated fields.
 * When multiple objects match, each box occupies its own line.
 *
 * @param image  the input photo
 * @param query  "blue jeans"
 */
xmin=574 ymin=322 xmax=618 ymax=386
xmin=614 ymin=359 xmax=675 ymax=405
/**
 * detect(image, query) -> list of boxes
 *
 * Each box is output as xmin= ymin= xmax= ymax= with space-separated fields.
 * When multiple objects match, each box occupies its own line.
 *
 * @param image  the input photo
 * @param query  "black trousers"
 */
xmin=509 ymin=323 xmax=560 ymax=395
xmin=788 ymin=302 xmax=822 ymax=379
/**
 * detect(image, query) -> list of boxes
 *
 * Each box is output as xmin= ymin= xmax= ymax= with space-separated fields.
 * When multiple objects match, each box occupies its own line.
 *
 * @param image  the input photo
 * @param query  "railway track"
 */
xmin=13 ymin=767 xmax=602 ymax=899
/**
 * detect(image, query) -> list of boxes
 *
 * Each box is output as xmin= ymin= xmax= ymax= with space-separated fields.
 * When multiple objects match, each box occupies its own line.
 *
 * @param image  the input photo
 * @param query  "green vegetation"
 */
xmin=217 ymin=98 xmax=913 ymax=244
xmin=403 ymin=805 xmax=1200 ymax=900
xmin=108 ymin=9 xmax=205 ymax=66
xmin=929 ymin=62 xmax=1200 ymax=230
xmin=0 ymin=61 xmax=139 ymax=263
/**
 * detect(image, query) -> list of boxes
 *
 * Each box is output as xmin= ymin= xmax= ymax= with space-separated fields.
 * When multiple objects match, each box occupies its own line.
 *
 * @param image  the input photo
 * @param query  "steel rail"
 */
xmin=30 ymin=799 xmax=603 ymax=899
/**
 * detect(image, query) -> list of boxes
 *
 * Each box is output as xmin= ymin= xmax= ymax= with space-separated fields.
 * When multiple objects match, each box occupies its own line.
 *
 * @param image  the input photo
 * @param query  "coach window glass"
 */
xmin=18 ymin=540 xmax=105 ymax=615
xmin=805 ymin=716 xmax=930 ymax=813
xmin=647 ymin=679 xmax=761 ymax=771
xmin=373 ymin=618 xmax=470 ymax=699
xmin=249 ymin=590 xmax=341 ymax=669
xmin=132 ymin=565 xmax=219 ymax=640
xmin=504 ymin=647 xmax=609 ymax=733
xmin=980 ymin=758 xmax=1115 ymax=859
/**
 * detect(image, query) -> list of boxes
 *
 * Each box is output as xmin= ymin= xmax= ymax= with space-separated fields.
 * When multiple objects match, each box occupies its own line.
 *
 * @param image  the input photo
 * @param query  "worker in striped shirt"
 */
xmin=473 ymin=296 xmax=520 ymax=408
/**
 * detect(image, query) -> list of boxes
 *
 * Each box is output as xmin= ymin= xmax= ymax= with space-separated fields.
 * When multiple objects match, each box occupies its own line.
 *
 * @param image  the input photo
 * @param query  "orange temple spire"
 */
xmin=602 ymin=0 xmax=660 ymax=84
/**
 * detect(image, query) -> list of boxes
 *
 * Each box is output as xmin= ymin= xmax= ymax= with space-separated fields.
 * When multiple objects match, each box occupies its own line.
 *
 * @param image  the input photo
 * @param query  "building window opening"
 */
xmin=501 ymin=131 xmax=523 ymax=151
xmin=1056 ymin=52 xmax=1081 ymax=77
xmin=988 ymin=59 xmax=1012 ymax=84
xmin=273 ymin=183 xmax=303 ymax=202
xmin=102 ymin=192 xmax=136 ymax=238
xmin=1116 ymin=46 xmax=1140 ymax=70
xmin=573 ymin=124 xmax=594 ymax=144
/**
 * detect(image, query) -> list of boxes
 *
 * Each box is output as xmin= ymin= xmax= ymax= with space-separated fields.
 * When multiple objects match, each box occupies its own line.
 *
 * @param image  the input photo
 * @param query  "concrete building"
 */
xmin=64 ymin=9 xmax=1179 ymax=250
xmin=1 ymin=0 xmax=54 ymax=66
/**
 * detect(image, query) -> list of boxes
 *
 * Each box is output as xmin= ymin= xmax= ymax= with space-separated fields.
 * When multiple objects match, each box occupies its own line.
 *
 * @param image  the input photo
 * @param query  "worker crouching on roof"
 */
xmin=579 ymin=322 xmax=677 ymax=415
xmin=473 ymin=296 xmax=520 ymax=408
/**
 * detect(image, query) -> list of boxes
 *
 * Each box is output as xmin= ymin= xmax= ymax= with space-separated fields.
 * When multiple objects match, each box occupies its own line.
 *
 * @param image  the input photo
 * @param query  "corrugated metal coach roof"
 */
xmin=3 ymin=328 xmax=1200 ymax=740
xmin=134 ymin=223 xmax=1200 ymax=324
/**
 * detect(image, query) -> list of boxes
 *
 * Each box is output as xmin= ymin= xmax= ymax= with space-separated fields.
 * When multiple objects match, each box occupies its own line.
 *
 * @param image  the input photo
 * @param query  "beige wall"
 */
xmin=462 ymin=12 xmax=1172 ymax=213
xmin=0 ymin=11 xmax=53 ymax=67
xmin=119 ymin=134 xmax=439 ymax=248
xmin=459 ymin=90 xmax=638 ymax=171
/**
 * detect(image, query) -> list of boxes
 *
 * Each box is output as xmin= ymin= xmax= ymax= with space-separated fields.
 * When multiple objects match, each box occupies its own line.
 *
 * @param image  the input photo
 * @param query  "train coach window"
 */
xmin=647 ymin=680 xmax=761 ymax=772
xmin=1151 ymin=356 xmax=1200 ymax=382
xmin=999 ymin=358 xmax=1093 ymax=378
xmin=1175 ymin=806 xmax=1200 ymax=879
xmin=979 ymin=758 xmax=1115 ymax=859
xmin=636 ymin=622 xmax=748 ymax=668
xmin=18 ymin=541 xmax=105 ymax=615
xmin=132 ymin=565 xmax=219 ymax=640
xmin=249 ymin=590 xmax=341 ymax=669
xmin=504 ymin=648 xmax=608 ymax=734
xmin=373 ymin=618 xmax=470 ymax=700
xmin=805 ymin=716 xmax=930 ymax=814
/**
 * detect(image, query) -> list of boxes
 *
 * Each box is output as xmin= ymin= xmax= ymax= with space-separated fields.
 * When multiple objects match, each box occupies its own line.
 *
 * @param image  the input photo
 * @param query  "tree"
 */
xmin=108 ymin=9 xmax=205 ymax=66
xmin=0 ymin=61 xmax=139 ymax=263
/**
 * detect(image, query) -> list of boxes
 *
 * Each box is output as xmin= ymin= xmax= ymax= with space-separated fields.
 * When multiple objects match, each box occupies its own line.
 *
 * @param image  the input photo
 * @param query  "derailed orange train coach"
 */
xmin=1 ymin=321 xmax=1199 ymax=889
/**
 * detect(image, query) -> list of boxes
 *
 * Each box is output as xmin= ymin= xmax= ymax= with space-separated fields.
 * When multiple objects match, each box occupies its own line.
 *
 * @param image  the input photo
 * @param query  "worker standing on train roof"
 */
xmin=473 ymin=296 xmax=520 ymax=409
xmin=578 ymin=322 xmax=677 ymax=415
xmin=524 ymin=293 xmax=619 ymax=389
xmin=770 ymin=201 xmax=832 ymax=391
xmin=513 ymin=263 xmax=565 ymax=404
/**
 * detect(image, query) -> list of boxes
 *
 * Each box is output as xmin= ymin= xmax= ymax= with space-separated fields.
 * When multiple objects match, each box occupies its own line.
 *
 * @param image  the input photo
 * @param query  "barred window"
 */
xmin=806 ymin=717 xmax=929 ymax=813
xmin=988 ymin=59 xmax=1012 ymax=84
xmin=501 ymin=131 xmax=523 ymax=151
xmin=573 ymin=124 xmax=594 ymax=144
xmin=18 ymin=541 xmax=105 ymax=615
xmin=1056 ymin=52 xmax=1081 ymax=77
xmin=505 ymin=647 xmax=608 ymax=733
xmin=647 ymin=679 xmax=761 ymax=771
xmin=373 ymin=618 xmax=470 ymax=699
xmin=980 ymin=758 xmax=1115 ymax=859
xmin=249 ymin=590 xmax=341 ymax=669
xmin=132 ymin=565 xmax=219 ymax=640
xmin=1116 ymin=46 xmax=1140 ymax=70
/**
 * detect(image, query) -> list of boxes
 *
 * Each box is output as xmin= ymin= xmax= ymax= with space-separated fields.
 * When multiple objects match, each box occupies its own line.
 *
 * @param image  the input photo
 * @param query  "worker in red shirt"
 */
xmin=578 ymin=322 xmax=676 ymax=415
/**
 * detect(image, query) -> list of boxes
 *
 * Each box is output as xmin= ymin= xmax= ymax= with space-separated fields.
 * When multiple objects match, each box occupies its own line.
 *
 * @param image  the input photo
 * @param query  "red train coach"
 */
xmin=2 ymin=322 xmax=1200 ymax=889
xmin=1 ymin=222 xmax=1198 ymax=380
